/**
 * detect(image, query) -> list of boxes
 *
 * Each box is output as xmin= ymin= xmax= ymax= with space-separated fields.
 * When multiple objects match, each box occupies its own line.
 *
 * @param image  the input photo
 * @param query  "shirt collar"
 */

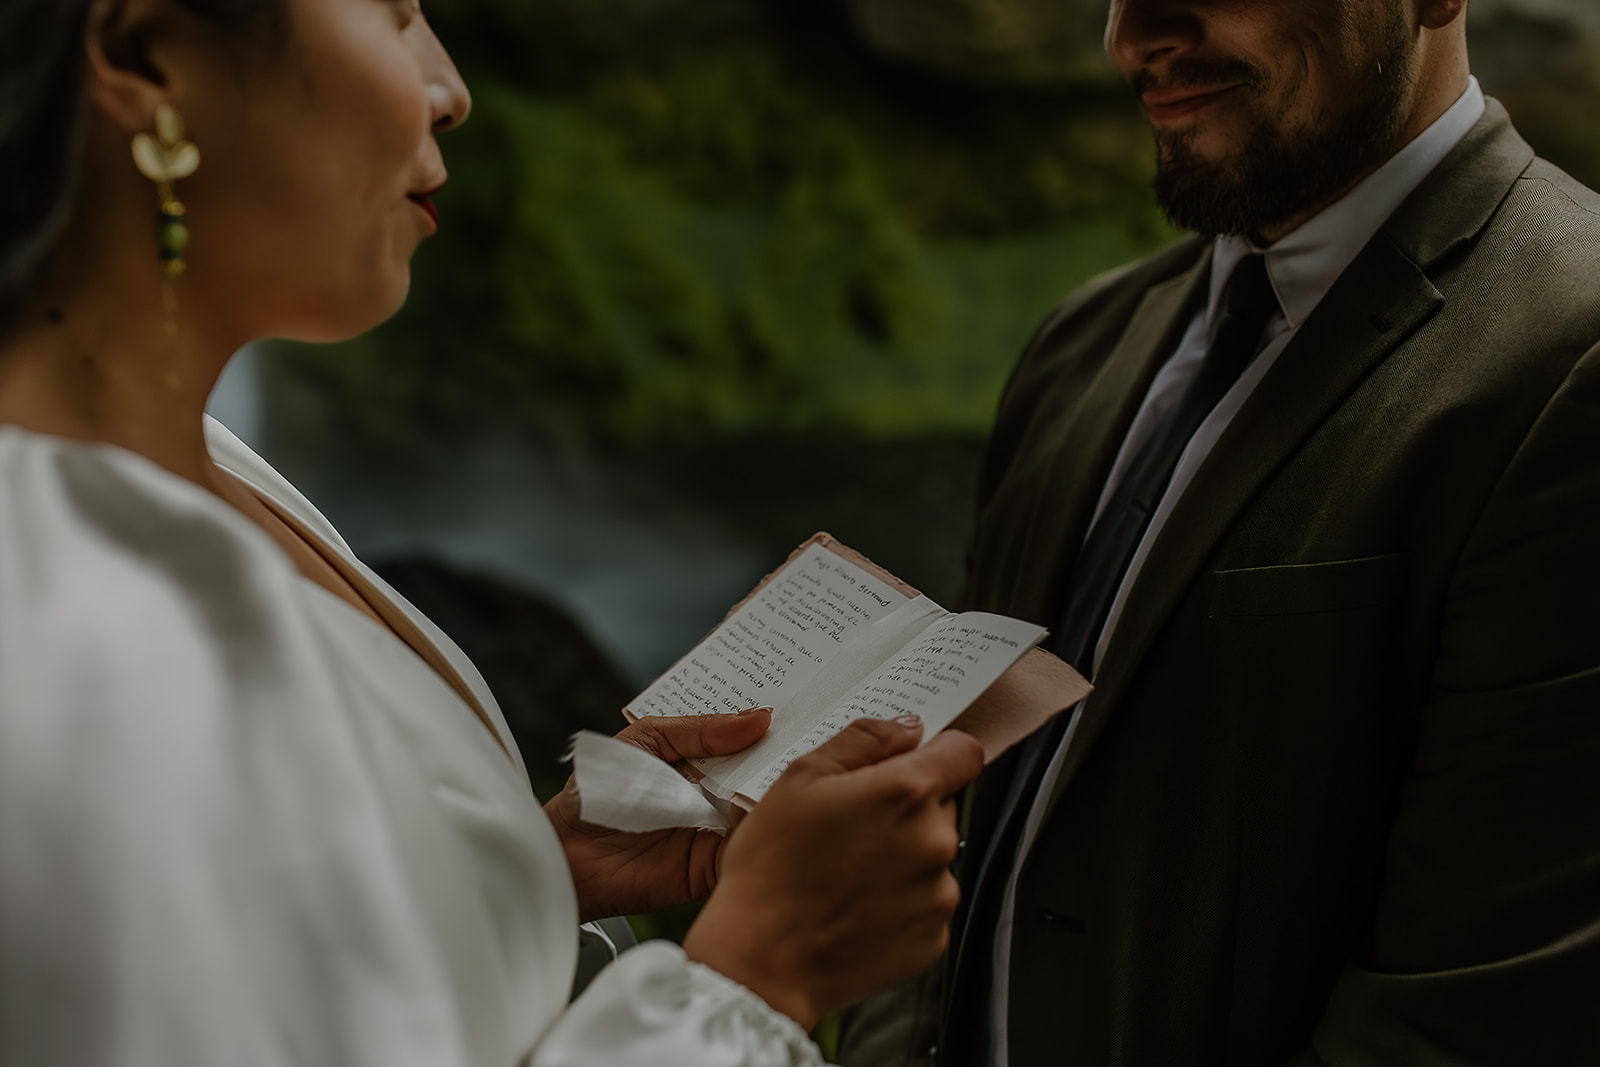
xmin=1209 ymin=76 xmax=1487 ymax=331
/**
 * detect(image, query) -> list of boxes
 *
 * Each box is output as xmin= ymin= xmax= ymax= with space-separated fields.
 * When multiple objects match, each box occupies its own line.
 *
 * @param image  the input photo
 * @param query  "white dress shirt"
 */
xmin=0 ymin=417 xmax=822 ymax=1066
xmin=988 ymin=77 xmax=1487 ymax=1065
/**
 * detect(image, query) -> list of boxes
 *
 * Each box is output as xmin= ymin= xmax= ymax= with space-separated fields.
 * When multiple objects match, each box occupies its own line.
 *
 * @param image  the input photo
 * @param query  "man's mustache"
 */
xmin=1130 ymin=56 xmax=1266 ymax=97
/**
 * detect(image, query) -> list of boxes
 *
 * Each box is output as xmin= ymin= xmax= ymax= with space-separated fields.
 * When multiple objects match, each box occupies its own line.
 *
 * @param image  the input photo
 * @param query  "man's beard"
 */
xmin=1150 ymin=47 xmax=1413 ymax=241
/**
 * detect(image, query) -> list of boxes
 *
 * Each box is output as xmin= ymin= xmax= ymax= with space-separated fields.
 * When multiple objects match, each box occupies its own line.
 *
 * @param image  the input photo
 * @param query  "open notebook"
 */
xmin=573 ymin=533 xmax=1091 ymax=831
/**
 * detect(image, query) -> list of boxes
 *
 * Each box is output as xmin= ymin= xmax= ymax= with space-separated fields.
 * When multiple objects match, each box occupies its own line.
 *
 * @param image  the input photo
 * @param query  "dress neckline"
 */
xmin=242 ymin=480 xmax=515 ymax=764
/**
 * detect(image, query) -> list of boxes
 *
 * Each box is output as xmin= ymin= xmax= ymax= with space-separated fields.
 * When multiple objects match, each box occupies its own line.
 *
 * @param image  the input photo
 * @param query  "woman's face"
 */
xmin=173 ymin=0 xmax=470 ymax=344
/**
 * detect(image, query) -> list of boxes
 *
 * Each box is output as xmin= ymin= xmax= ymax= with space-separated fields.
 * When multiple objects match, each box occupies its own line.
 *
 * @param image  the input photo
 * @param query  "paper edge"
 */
xmin=947 ymin=646 xmax=1093 ymax=764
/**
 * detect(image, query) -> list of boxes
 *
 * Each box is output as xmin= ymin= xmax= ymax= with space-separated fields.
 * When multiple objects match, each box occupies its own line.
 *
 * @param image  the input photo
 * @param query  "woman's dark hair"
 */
xmin=0 ymin=0 xmax=284 ymax=340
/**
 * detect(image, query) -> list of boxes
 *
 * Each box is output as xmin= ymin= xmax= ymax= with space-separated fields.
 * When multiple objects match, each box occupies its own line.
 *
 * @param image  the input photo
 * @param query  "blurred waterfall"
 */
xmin=207 ymin=344 xmax=266 ymax=452
xmin=276 ymin=435 xmax=767 ymax=687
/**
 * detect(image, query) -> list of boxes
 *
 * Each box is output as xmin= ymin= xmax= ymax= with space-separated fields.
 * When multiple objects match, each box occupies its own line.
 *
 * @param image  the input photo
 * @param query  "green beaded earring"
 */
xmin=132 ymin=105 xmax=199 ymax=275
xmin=131 ymin=105 xmax=200 ymax=387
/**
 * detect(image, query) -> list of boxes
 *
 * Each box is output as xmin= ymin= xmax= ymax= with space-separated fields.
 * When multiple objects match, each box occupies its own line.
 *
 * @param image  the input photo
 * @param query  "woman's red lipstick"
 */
xmin=409 ymin=181 xmax=445 ymax=231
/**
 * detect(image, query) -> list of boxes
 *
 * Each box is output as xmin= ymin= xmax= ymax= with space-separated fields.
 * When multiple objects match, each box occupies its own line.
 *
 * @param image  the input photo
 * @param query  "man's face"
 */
xmin=1106 ymin=0 xmax=1418 ymax=241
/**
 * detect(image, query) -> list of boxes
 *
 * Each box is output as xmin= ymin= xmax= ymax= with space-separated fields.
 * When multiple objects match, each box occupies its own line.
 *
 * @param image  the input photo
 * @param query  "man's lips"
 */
xmin=1142 ymin=85 xmax=1242 ymax=123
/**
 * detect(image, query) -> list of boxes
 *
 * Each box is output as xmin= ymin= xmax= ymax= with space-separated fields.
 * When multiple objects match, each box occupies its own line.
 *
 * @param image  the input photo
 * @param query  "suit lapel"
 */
xmin=1036 ymin=100 xmax=1536 ymax=811
xmin=1002 ymin=255 xmax=1211 ymax=624
xmin=1042 ymin=243 xmax=1443 ymax=809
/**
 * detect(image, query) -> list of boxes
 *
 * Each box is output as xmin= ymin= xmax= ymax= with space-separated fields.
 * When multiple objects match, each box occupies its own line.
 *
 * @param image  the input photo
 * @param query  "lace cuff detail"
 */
xmin=533 ymin=940 xmax=825 ymax=1067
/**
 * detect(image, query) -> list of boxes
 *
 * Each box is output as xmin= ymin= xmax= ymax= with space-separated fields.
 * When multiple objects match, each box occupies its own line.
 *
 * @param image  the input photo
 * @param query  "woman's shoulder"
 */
xmin=0 ymin=424 xmax=311 ymax=708
xmin=0 ymin=420 xmax=295 ymax=579
xmin=0 ymin=424 xmax=386 ymax=864
xmin=0 ymin=427 xmax=521 ymax=1067
xmin=203 ymin=415 xmax=354 ymax=555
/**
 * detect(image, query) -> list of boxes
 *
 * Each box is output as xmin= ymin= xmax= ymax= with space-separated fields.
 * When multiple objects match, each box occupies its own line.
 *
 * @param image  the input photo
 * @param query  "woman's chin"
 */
xmin=278 ymin=278 xmax=412 ymax=345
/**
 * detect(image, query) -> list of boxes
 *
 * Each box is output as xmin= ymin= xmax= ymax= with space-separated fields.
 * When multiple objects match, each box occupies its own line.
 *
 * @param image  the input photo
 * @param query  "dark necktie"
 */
xmin=941 ymin=254 xmax=1280 ymax=1064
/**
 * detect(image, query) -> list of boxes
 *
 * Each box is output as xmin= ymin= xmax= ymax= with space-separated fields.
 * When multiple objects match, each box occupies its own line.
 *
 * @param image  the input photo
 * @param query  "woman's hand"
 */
xmin=544 ymin=709 xmax=772 ymax=923
xmin=681 ymin=716 xmax=986 ymax=1031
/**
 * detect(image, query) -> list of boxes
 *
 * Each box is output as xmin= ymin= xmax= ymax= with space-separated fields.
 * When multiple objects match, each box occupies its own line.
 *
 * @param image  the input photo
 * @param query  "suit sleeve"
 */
xmin=1290 ymin=346 xmax=1600 ymax=1066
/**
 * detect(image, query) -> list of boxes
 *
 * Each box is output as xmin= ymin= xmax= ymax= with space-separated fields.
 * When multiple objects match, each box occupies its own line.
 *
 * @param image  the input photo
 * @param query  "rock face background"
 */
xmin=851 ymin=0 xmax=1115 ymax=88
xmin=849 ymin=0 xmax=1600 ymax=89
xmin=1470 ymin=0 xmax=1600 ymax=179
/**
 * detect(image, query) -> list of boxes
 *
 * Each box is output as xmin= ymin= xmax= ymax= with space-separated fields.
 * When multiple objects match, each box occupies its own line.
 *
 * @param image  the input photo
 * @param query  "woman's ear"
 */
xmin=82 ymin=0 xmax=183 ymax=134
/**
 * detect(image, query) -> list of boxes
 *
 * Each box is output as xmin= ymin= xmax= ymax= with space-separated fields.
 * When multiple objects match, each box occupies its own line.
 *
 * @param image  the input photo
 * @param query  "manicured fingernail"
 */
xmin=894 ymin=714 xmax=922 ymax=729
xmin=739 ymin=706 xmax=774 ymax=717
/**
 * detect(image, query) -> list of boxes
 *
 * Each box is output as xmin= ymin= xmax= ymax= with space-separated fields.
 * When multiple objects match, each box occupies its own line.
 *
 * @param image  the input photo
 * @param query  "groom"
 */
xmin=841 ymin=0 xmax=1600 ymax=1063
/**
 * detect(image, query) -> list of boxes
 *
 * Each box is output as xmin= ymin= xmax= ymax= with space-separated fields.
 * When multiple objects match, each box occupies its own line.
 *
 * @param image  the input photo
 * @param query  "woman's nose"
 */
xmin=424 ymin=29 xmax=472 ymax=132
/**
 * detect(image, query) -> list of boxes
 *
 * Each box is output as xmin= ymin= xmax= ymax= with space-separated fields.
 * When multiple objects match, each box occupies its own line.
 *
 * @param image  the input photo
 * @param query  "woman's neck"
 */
xmin=0 ymin=224 xmax=237 ymax=490
xmin=3 ymin=289 xmax=411 ymax=643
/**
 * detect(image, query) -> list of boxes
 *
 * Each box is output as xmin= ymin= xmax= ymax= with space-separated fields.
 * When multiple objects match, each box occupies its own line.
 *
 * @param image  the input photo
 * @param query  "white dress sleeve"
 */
xmin=538 ymin=942 xmax=824 ymax=1067
xmin=0 ymin=426 xmax=827 ymax=1067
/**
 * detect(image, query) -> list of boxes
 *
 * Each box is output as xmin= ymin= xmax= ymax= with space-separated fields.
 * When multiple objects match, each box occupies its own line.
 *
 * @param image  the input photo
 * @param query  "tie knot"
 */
xmin=1224 ymin=253 xmax=1278 ymax=325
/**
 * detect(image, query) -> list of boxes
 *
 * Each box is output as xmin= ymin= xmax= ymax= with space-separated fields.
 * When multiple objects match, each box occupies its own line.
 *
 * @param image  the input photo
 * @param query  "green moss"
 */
xmin=266 ymin=10 xmax=1178 ymax=445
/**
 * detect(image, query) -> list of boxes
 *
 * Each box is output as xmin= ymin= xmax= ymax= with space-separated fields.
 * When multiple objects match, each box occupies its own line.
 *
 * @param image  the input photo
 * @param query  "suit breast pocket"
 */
xmin=1209 ymin=552 xmax=1411 ymax=620
xmin=1202 ymin=552 xmax=1414 ymax=778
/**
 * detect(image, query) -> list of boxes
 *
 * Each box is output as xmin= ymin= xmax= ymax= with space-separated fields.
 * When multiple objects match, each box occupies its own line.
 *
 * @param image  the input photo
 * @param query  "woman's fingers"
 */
xmin=682 ymin=717 xmax=986 ymax=1027
xmin=786 ymin=715 xmax=924 ymax=779
xmin=891 ymin=728 xmax=986 ymax=800
xmin=618 ymin=708 xmax=772 ymax=763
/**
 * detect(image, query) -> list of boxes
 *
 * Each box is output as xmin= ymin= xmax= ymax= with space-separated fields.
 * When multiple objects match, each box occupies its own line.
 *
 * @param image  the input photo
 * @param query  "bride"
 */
xmin=0 ymin=0 xmax=984 ymax=1062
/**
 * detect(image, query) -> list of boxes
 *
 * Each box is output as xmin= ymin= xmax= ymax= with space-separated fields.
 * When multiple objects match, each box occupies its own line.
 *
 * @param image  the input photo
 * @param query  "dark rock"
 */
xmin=373 ymin=557 xmax=634 ymax=798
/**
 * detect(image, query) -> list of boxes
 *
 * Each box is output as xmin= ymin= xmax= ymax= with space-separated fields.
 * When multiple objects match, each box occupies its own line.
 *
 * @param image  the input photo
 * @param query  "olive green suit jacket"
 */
xmin=839 ymin=101 xmax=1600 ymax=1066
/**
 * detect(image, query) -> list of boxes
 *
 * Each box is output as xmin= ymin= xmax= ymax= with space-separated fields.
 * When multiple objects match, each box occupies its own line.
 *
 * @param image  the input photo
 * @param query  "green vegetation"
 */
xmin=266 ymin=4 xmax=1177 ymax=445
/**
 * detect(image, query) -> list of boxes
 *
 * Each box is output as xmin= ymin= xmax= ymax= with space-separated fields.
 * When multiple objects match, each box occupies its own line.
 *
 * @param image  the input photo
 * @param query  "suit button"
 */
xmin=1038 ymin=909 xmax=1086 ymax=934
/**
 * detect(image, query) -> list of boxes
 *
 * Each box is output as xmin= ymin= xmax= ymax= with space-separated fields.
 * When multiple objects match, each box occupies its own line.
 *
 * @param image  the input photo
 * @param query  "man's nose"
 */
xmin=1105 ymin=0 xmax=1203 ymax=75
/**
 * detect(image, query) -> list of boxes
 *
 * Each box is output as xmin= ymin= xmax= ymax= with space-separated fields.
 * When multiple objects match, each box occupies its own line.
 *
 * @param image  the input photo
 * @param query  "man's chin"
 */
xmin=1155 ymin=109 xmax=1268 ymax=171
xmin=1153 ymin=147 xmax=1262 ymax=239
xmin=1154 ymin=123 xmax=1352 ymax=239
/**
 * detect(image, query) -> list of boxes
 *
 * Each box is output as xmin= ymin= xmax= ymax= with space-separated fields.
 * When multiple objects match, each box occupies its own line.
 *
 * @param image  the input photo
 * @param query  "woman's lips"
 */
xmin=409 ymin=194 xmax=439 ymax=230
xmin=1142 ymin=85 xmax=1241 ymax=124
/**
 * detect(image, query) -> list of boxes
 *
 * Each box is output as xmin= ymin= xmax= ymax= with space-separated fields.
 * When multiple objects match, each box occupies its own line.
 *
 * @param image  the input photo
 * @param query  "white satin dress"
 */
xmin=0 ymin=418 xmax=821 ymax=1066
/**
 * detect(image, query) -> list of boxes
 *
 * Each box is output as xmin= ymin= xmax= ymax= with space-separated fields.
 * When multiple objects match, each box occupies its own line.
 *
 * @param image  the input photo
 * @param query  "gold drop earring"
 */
xmin=131 ymin=104 xmax=200 ymax=389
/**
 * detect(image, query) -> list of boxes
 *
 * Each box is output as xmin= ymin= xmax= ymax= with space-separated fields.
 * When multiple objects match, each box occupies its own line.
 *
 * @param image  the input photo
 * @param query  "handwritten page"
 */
xmin=628 ymin=542 xmax=912 ymax=721
xmin=735 ymin=612 xmax=1047 ymax=803
xmin=693 ymin=594 xmax=948 ymax=799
